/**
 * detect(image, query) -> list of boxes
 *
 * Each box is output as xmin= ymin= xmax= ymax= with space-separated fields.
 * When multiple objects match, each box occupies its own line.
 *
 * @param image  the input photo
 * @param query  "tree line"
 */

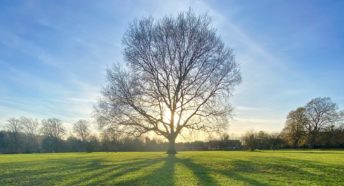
xmin=0 ymin=117 xmax=241 ymax=153
xmin=1 ymin=97 xmax=343 ymax=153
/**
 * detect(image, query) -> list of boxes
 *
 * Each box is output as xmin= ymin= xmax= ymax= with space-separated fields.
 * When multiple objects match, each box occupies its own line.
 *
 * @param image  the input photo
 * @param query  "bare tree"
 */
xmin=40 ymin=118 xmax=66 ymax=152
xmin=20 ymin=117 xmax=40 ymax=152
xmin=73 ymin=120 xmax=90 ymax=141
xmin=20 ymin=117 xmax=40 ymax=136
xmin=96 ymin=10 xmax=241 ymax=154
xmin=41 ymin=118 xmax=66 ymax=139
xmin=6 ymin=118 xmax=23 ymax=152
xmin=6 ymin=118 xmax=22 ymax=134
xmin=304 ymin=97 xmax=341 ymax=147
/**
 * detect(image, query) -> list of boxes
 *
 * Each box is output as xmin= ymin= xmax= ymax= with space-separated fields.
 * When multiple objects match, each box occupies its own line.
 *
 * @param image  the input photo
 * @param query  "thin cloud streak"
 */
xmin=1 ymin=0 xmax=343 ymax=136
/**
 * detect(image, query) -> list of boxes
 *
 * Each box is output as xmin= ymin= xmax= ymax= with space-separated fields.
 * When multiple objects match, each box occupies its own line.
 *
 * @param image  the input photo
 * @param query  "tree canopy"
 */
xmin=96 ymin=10 xmax=241 ymax=154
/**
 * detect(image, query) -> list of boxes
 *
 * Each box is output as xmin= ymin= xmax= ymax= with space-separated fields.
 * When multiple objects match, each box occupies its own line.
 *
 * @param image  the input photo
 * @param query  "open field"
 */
xmin=0 ymin=151 xmax=344 ymax=186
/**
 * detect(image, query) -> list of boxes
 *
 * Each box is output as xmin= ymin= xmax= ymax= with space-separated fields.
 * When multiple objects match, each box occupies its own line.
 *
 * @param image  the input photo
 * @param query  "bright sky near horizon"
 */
xmin=0 ymin=0 xmax=344 ymax=135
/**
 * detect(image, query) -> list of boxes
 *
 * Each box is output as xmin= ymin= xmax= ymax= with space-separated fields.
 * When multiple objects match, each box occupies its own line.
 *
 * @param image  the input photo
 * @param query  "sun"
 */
xmin=163 ymin=110 xmax=181 ymax=127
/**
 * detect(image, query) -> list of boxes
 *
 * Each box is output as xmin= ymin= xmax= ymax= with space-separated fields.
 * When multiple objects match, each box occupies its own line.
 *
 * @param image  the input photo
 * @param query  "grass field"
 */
xmin=0 ymin=150 xmax=344 ymax=185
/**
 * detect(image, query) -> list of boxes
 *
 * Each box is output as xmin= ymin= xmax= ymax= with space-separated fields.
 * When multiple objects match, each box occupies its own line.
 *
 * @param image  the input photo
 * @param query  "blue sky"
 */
xmin=0 ymin=0 xmax=343 ymax=135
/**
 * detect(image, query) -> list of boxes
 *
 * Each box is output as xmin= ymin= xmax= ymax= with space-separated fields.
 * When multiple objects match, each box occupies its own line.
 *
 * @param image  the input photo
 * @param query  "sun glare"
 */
xmin=163 ymin=110 xmax=181 ymax=127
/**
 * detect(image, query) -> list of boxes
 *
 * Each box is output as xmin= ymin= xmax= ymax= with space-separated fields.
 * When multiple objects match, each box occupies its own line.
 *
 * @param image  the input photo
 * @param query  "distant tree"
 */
xmin=96 ymin=10 xmax=241 ymax=154
xmin=221 ymin=133 xmax=231 ymax=141
xmin=268 ymin=133 xmax=285 ymax=150
xmin=65 ymin=136 xmax=82 ymax=152
xmin=281 ymin=107 xmax=308 ymax=147
xmin=20 ymin=117 xmax=40 ymax=152
xmin=6 ymin=118 xmax=22 ymax=134
xmin=41 ymin=118 xmax=65 ymax=152
xmin=86 ymin=135 xmax=100 ymax=152
xmin=242 ymin=131 xmax=257 ymax=151
xmin=319 ymin=125 xmax=337 ymax=147
xmin=73 ymin=120 xmax=90 ymax=141
xmin=256 ymin=131 xmax=270 ymax=149
xmin=207 ymin=133 xmax=241 ymax=150
xmin=304 ymin=97 xmax=341 ymax=147
xmin=41 ymin=118 xmax=65 ymax=138
xmin=0 ymin=131 xmax=9 ymax=153
xmin=336 ymin=124 xmax=344 ymax=147
xmin=5 ymin=118 xmax=23 ymax=152
xmin=242 ymin=130 xmax=285 ymax=150
xmin=20 ymin=117 xmax=40 ymax=136
xmin=100 ymin=128 xmax=120 ymax=152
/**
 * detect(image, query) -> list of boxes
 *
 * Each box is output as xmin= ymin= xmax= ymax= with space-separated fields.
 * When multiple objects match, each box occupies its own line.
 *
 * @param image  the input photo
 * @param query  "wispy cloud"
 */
xmin=0 ymin=0 xmax=296 ymax=133
xmin=1 ymin=0 xmax=343 ymax=135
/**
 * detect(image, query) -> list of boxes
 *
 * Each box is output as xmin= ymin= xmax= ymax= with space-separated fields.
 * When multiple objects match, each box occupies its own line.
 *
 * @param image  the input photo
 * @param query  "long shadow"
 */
xmin=82 ymin=157 xmax=167 ymax=185
xmin=0 ymin=155 xmax=170 ymax=185
xmin=175 ymin=157 xmax=268 ymax=185
xmin=231 ymin=157 xmax=343 ymax=184
xmin=112 ymin=155 xmax=175 ymax=186
xmin=176 ymin=157 xmax=220 ymax=185
xmin=240 ymin=157 xmax=341 ymax=185
xmin=2 ymin=153 xmax=343 ymax=185
xmin=0 ymin=158 xmax=102 ymax=185
xmin=1 ymin=158 xmax=128 ymax=185
xmin=174 ymin=155 xmax=344 ymax=185
xmin=261 ymin=150 xmax=344 ymax=155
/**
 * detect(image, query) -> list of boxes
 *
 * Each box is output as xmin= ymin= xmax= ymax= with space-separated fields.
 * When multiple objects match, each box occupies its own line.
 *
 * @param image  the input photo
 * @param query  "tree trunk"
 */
xmin=167 ymin=136 xmax=176 ymax=154
xmin=293 ymin=139 xmax=298 ymax=148
xmin=308 ymin=131 xmax=316 ymax=149
xmin=168 ymin=110 xmax=177 ymax=154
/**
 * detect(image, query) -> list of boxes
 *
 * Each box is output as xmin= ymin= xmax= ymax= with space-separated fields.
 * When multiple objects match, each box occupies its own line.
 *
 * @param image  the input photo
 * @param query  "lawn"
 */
xmin=0 ymin=150 xmax=343 ymax=185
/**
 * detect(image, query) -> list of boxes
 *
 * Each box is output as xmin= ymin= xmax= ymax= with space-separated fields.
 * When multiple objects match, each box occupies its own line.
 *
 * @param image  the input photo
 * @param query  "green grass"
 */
xmin=0 ymin=150 xmax=344 ymax=185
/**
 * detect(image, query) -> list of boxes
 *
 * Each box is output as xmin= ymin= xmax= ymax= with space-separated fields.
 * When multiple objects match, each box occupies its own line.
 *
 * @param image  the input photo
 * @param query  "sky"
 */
xmin=0 ymin=0 xmax=344 ymax=135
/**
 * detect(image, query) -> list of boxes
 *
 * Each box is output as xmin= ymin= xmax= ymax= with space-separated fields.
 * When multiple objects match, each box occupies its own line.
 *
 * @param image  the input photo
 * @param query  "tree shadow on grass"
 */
xmin=174 ymin=156 xmax=344 ymax=185
xmin=116 ymin=154 xmax=176 ymax=186
xmin=84 ymin=157 xmax=169 ymax=185
xmin=263 ymin=150 xmax=344 ymax=155
xmin=0 ymin=157 xmax=164 ymax=185
xmin=0 ymin=158 xmax=117 ymax=185
xmin=2 ymin=154 xmax=344 ymax=185
xmin=173 ymin=157 xmax=266 ymax=186
xmin=176 ymin=157 xmax=220 ymax=185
